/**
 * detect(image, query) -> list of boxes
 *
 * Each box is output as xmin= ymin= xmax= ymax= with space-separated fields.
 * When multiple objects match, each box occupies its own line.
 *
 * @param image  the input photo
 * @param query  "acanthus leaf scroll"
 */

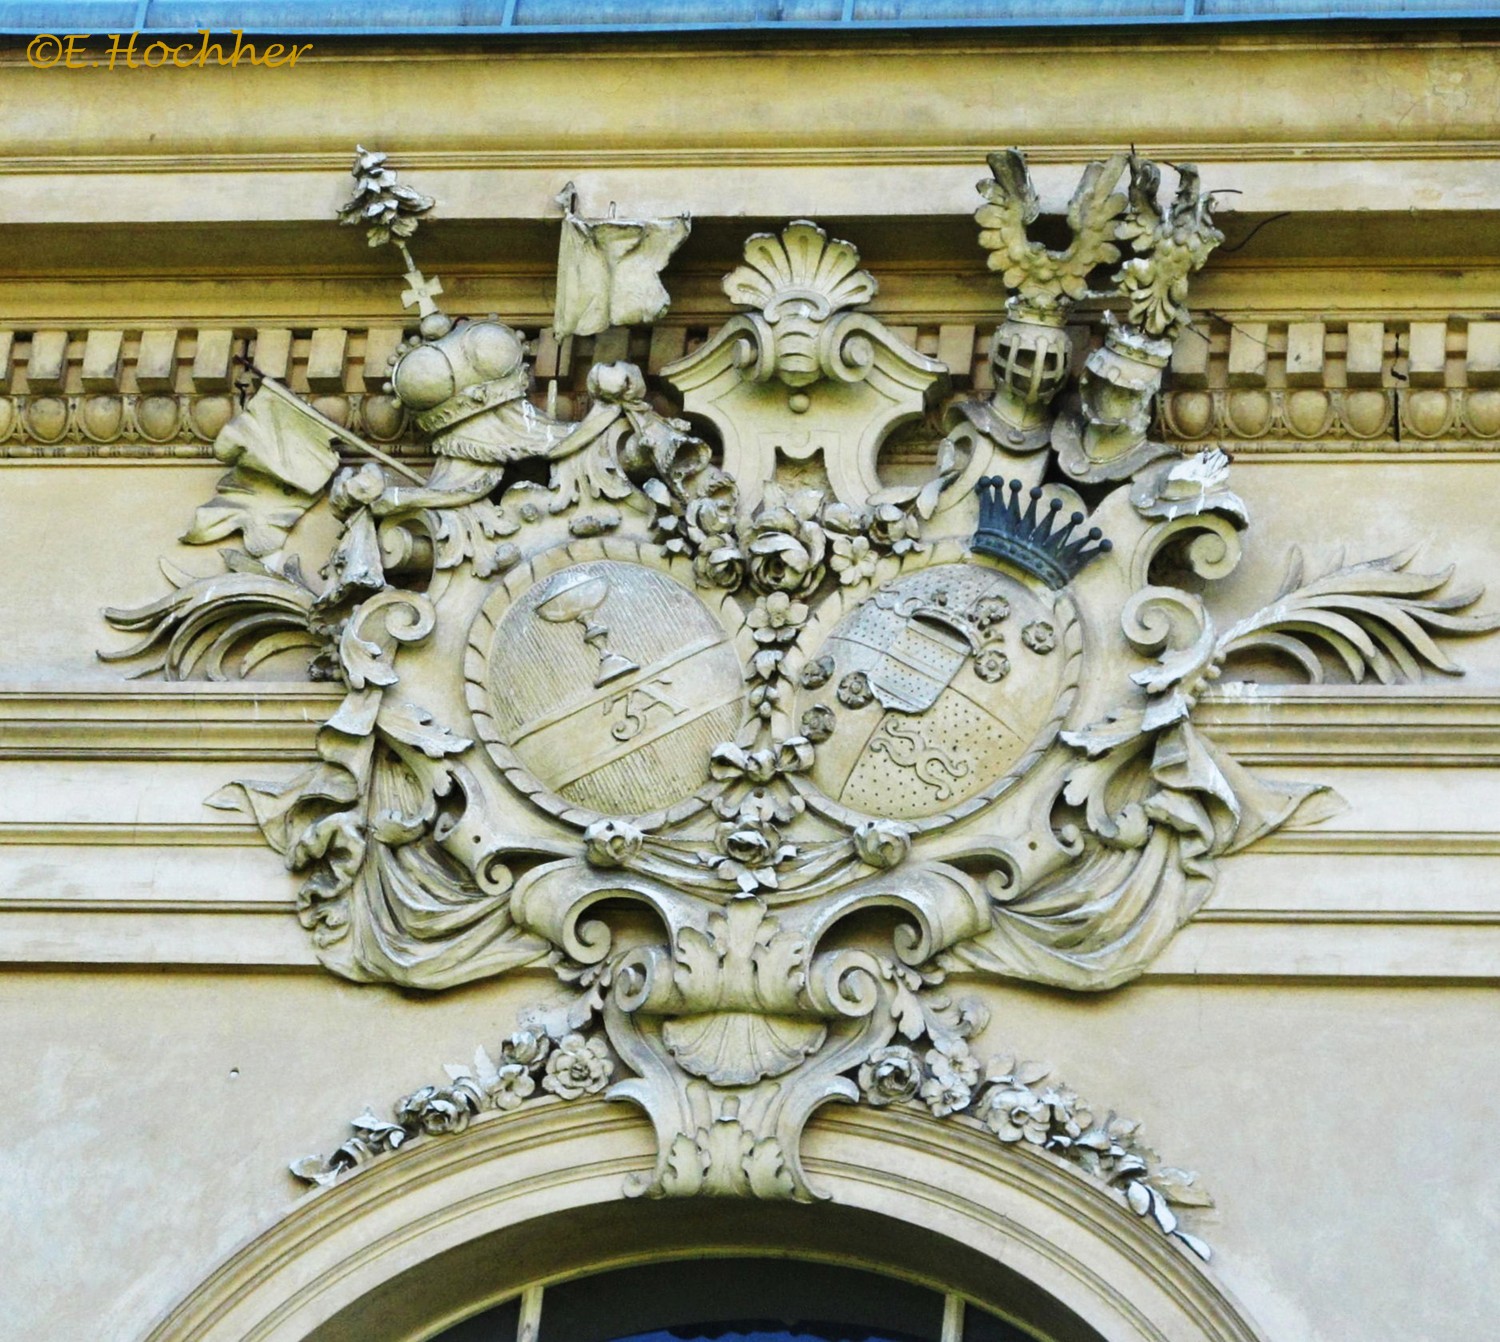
xmin=105 ymin=147 xmax=1499 ymax=1238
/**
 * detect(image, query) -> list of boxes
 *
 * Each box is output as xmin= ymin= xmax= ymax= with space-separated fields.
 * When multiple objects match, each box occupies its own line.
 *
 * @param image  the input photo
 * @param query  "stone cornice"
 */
xmin=0 ymin=821 xmax=264 ymax=847
xmin=1193 ymin=686 xmax=1500 ymax=765
xmin=4 ymin=159 xmax=1498 ymax=228
xmin=3 ymin=315 xmax=1500 ymax=459
xmin=4 ymin=30 xmax=1497 ymax=162
xmin=12 ymin=902 xmax=1500 ymax=978
xmin=20 ymin=821 xmax=1500 ymax=858
xmin=5 ymin=29 xmax=1499 ymax=58
xmin=2 ymin=140 xmax=1499 ymax=174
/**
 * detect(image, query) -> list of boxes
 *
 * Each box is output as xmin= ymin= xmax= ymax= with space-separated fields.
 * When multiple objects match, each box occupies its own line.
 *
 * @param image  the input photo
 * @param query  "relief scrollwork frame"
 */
xmin=102 ymin=147 xmax=1498 ymax=1258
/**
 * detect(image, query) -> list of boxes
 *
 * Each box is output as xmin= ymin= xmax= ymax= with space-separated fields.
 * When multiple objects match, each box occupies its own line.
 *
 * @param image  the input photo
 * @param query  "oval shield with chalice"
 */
xmin=792 ymin=564 xmax=1076 ymax=828
xmin=470 ymin=559 xmax=746 ymax=821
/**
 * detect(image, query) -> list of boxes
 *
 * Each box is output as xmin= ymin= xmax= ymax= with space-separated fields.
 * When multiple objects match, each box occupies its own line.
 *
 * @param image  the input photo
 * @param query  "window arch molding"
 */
xmin=145 ymin=1101 xmax=1266 ymax=1342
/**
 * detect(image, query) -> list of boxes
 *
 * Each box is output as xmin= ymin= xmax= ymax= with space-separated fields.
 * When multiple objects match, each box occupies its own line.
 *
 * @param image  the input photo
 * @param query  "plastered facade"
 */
xmin=3 ymin=27 xmax=1499 ymax=1342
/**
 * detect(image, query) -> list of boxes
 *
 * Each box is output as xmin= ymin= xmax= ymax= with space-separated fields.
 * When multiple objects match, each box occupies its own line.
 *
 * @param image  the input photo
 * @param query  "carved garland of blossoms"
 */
xmin=293 ymin=999 xmax=1213 ymax=1261
xmin=852 ymin=1037 xmax=1213 ymax=1261
xmin=290 ymin=1023 xmax=611 ymax=1185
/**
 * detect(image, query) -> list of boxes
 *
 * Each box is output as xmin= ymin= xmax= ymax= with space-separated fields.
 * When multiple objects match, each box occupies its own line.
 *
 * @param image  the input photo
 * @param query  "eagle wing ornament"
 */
xmin=976 ymin=147 xmax=1128 ymax=313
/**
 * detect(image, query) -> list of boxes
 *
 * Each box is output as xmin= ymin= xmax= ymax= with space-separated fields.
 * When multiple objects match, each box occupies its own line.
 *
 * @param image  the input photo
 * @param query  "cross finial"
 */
xmin=401 ymin=268 xmax=444 ymax=317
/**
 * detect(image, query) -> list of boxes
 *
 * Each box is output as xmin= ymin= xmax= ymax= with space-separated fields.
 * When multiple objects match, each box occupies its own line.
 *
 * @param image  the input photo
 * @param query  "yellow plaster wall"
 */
xmin=3 ymin=25 xmax=1499 ymax=1342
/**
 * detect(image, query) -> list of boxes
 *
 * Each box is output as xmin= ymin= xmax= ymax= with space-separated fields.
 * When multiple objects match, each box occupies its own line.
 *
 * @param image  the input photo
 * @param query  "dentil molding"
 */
xmin=4 ymin=315 xmax=1500 ymax=459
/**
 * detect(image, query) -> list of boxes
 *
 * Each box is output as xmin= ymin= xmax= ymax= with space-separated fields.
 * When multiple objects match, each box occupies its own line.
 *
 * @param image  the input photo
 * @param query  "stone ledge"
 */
xmin=7 ymin=682 xmax=1499 ymax=763
xmin=4 ymin=157 xmax=1500 ymax=228
xmin=4 ymin=902 xmax=1497 ymax=979
xmin=1193 ymin=686 xmax=1500 ymax=765
xmin=5 ymin=684 xmax=1498 ymax=975
xmin=0 ymin=682 xmax=341 ymax=759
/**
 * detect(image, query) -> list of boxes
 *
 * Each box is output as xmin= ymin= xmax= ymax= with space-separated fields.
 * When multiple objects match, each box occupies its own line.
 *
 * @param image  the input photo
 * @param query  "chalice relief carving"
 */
xmin=533 ymin=568 xmax=639 ymax=687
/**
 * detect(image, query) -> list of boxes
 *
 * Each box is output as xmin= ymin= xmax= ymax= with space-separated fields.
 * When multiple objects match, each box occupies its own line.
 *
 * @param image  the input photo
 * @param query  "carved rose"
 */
xmin=484 ymin=1063 xmax=537 ymax=1111
xmin=746 ymin=487 xmax=827 ymax=596
xmin=1038 ymin=1085 xmax=1091 ymax=1142
xmin=687 ymin=500 xmax=747 ymax=590
xmin=973 ymin=595 xmax=1011 ymax=629
xmin=799 ymin=654 xmax=834 ymax=689
xmin=748 ymin=592 xmax=809 ymax=645
xmin=721 ymin=824 xmax=776 ymax=866
xmin=920 ymin=1042 xmax=981 ymax=1118
xmin=542 ymin=1033 xmax=613 ymax=1099
xmin=584 ymin=818 xmax=644 ymax=868
xmin=858 ymin=1045 xmax=924 ymax=1106
xmin=500 ymin=1028 xmax=551 ymax=1070
xmin=1022 ymin=620 xmax=1057 ymax=654
xmin=837 ymin=671 xmax=873 ymax=709
xmin=654 ymin=486 xmax=744 ymax=590
xmin=819 ymin=501 xmax=866 ymax=535
xmin=868 ymin=501 xmax=922 ymax=555
xmin=977 ymin=1084 xmax=1051 ymax=1145
xmin=854 ymin=818 xmax=911 ymax=869
xmin=707 ymin=815 xmax=797 ymax=893
xmin=716 ymin=817 xmax=787 ymax=869
xmin=974 ymin=649 xmax=1011 ymax=683
xmin=830 ymin=534 xmax=879 ymax=586
xmin=395 ymin=1085 xmax=473 ymax=1135
xmin=800 ymin=703 xmax=836 ymax=743
xmin=447 ymin=1040 xmax=547 ymax=1114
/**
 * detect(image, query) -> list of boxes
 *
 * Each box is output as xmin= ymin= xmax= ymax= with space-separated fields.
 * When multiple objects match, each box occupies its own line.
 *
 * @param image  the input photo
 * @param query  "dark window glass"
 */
xmin=434 ymin=1293 xmax=522 ymax=1342
xmin=962 ymin=1303 xmax=1033 ymax=1342
xmin=612 ymin=1330 xmax=924 ymax=1342
xmin=432 ymin=1259 xmax=945 ymax=1342
xmin=542 ymin=1260 xmax=944 ymax=1342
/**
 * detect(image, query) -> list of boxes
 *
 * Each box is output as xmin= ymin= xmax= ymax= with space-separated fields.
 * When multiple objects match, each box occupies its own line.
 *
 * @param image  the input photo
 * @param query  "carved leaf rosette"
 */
xmin=106 ymin=150 xmax=1497 ymax=1253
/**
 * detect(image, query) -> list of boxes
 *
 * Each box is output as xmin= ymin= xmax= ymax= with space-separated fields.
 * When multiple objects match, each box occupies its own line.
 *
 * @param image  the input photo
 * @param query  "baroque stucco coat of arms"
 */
xmin=106 ymin=149 xmax=1495 ymax=1253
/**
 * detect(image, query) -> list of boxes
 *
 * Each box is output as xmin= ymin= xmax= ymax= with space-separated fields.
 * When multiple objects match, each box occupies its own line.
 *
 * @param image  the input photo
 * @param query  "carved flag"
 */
xmin=182 ymin=379 xmax=342 ymax=556
xmin=552 ymin=194 xmax=690 ymax=339
xmin=214 ymin=379 xmax=342 ymax=495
